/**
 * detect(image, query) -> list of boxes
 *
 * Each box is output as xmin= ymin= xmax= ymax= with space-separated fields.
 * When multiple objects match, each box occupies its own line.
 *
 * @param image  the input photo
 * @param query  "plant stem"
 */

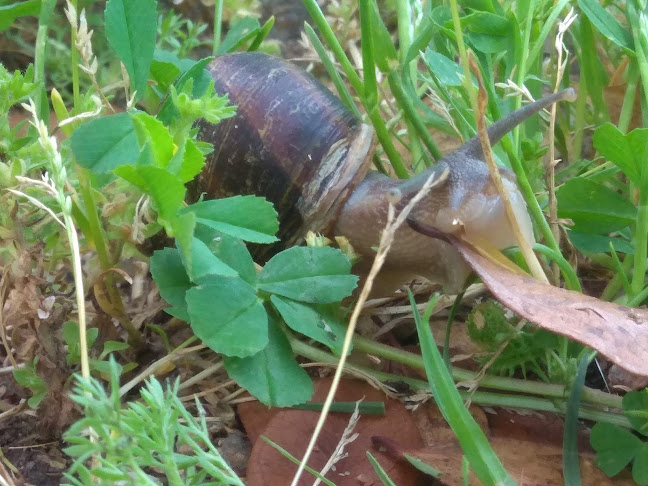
xmin=212 ymin=0 xmax=223 ymax=54
xmin=512 ymin=0 xmax=537 ymax=148
xmin=617 ymin=61 xmax=639 ymax=133
xmin=302 ymin=0 xmax=364 ymax=96
xmin=502 ymin=138 xmax=561 ymax=253
xmin=628 ymin=0 xmax=648 ymax=111
xmin=448 ymin=0 xmax=477 ymax=110
xmin=571 ymin=69 xmax=588 ymax=161
xmin=631 ymin=190 xmax=648 ymax=297
xmin=396 ymin=0 xmax=424 ymax=170
xmin=70 ymin=0 xmax=81 ymax=109
xmin=289 ymin=338 xmax=628 ymax=426
xmin=367 ymin=107 xmax=410 ymax=178
xmin=388 ymin=72 xmax=442 ymax=161
xmin=358 ymin=0 xmax=377 ymax=109
xmin=470 ymin=57 xmax=549 ymax=283
xmin=627 ymin=0 xmax=648 ymax=298
xmin=348 ymin=334 xmax=621 ymax=409
xmin=76 ymin=167 xmax=141 ymax=347
xmin=34 ymin=0 xmax=56 ymax=119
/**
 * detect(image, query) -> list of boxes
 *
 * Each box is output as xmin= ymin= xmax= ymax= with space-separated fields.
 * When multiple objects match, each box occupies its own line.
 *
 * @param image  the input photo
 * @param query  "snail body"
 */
xmin=193 ymin=52 xmax=574 ymax=293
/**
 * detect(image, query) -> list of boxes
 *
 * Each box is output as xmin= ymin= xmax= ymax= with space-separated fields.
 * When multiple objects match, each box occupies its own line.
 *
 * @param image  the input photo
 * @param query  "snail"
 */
xmin=190 ymin=52 xmax=575 ymax=294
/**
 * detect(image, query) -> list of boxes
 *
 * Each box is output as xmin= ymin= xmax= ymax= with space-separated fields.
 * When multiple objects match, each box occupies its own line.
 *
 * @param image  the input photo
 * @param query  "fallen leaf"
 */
xmin=449 ymin=236 xmax=648 ymax=377
xmin=378 ymin=399 xmax=629 ymax=485
xmin=241 ymin=378 xmax=427 ymax=485
xmin=404 ymin=437 xmax=630 ymax=486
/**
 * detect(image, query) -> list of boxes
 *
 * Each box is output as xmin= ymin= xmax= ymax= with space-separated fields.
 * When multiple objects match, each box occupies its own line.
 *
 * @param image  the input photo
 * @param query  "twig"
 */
xmin=119 ymin=340 xmax=203 ymax=397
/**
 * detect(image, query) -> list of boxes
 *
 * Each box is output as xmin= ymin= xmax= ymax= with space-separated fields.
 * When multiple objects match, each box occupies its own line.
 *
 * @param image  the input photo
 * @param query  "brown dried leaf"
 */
xmin=242 ymin=378 xmax=427 ymax=485
xmin=405 ymin=437 xmax=628 ymax=486
xmin=452 ymin=237 xmax=648 ymax=377
xmin=93 ymin=267 xmax=132 ymax=318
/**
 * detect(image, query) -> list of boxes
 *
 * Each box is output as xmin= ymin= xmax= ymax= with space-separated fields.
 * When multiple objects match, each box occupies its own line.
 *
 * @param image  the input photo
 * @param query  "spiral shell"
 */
xmin=190 ymin=52 xmax=375 ymax=259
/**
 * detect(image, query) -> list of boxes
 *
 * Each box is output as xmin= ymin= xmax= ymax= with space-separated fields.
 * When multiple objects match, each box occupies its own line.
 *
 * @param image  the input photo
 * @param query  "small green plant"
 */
xmin=466 ymin=300 xmax=579 ymax=382
xmin=62 ymin=321 xmax=136 ymax=374
xmin=591 ymin=390 xmax=648 ymax=485
xmin=12 ymin=357 xmax=48 ymax=408
xmin=157 ymin=10 xmax=210 ymax=58
xmin=62 ymin=357 xmax=245 ymax=486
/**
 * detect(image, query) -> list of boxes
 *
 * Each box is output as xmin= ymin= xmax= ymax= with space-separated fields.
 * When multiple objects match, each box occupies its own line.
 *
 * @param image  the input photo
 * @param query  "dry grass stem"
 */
xmin=289 ymin=166 xmax=450 ymax=486
xmin=119 ymin=341 xmax=205 ymax=397
xmin=547 ymin=8 xmax=577 ymax=284
xmin=313 ymin=401 xmax=361 ymax=486
xmin=178 ymin=361 xmax=225 ymax=391
xmin=468 ymin=54 xmax=549 ymax=284
xmin=65 ymin=0 xmax=114 ymax=112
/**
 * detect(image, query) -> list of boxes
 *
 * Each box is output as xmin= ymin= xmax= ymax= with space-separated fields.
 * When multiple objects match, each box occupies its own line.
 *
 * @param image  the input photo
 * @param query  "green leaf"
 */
xmin=466 ymin=32 xmax=509 ymax=53
xmin=591 ymin=422 xmax=641 ymax=476
xmin=153 ymin=49 xmax=197 ymax=75
xmin=216 ymin=17 xmax=261 ymax=54
xmin=150 ymin=248 xmax=192 ymax=321
xmin=184 ymin=196 xmax=279 ymax=244
xmin=579 ymin=17 xmax=610 ymax=120
xmin=624 ymin=390 xmax=648 ymax=437
xmin=180 ymin=236 xmax=238 ymax=283
xmin=149 ymin=52 xmax=182 ymax=93
xmin=369 ymin=1 xmax=397 ymax=72
xmin=0 ymin=64 xmax=37 ymax=113
xmin=563 ymin=351 xmax=595 ymax=485
xmin=259 ymin=247 xmax=358 ymax=303
xmin=186 ymin=276 xmax=268 ymax=357
xmin=464 ymin=11 xmax=511 ymax=35
xmin=104 ymin=0 xmax=157 ymax=101
xmin=171 ymin=211 xmax=196 ymax=271
xmin=113 ymin=165 xmax=185 ymax=227
xmin=28 ymin=391 xmax=47 ymax=408
xmin=557 ymin=178 xmax=636 ymax=234
xmin=270 ymin=296 xmax=346 ymax=354
xmin=403 ymin=454 xmax=442 ymax=478
xmin=463 ymin=12 xmax=511 ymax=53
xmin=366 ymin=452 xmax=397 ymax=486
xmin=0 ymin=0 xmax=41 ymax=32
xmin=63 ymin=321 xmax=99 ymax=365
xmin=423 ymin=49 xmax=462 ymax=86
xmin=157 ymin=57 xmax=214 ymax=125
xmin=195 ymin=228 xmax=257 ymax=286
xmin=100 ymin=341 xmax=130 ymax=357
xmin=568 ymin=231 xmax=634 ymax=255
xmin=634 ymin=443 xmax=648 ymax=486
xmin=577 ymin=0 xmax=633 ymax=50
xmin=224 ymin=317 xmax=313 ymax=406
xmin=71 ymin=113 xmax=139 ymax=173
xmin=131 ymin=113 xmax=175 ymax=168
xmin=168 ymin=138 xmax=204 ymax=183
xmin=593 ymin=124 xmax=648 ymax=189
xmin=247 ymin=16 xmax=275 ymax=51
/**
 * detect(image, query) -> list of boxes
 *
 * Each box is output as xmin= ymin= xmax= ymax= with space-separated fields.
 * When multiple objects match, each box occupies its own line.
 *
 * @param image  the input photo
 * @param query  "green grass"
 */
xmin=2 ymin=0 xmax=648 ymax=484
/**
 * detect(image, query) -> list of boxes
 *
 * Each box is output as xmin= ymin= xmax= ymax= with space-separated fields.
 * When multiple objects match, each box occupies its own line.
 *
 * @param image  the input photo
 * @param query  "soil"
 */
xmin=0 ymin=415 xmax=69 ymax=485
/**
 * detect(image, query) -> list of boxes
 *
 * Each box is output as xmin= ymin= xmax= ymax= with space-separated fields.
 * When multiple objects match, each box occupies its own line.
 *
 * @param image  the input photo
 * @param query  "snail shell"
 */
xmin=190 ymin=52 xmax=375 ymax=259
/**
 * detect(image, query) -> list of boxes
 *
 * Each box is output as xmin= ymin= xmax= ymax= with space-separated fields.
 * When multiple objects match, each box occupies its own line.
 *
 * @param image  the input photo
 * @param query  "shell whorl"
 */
xmin=190 ymin=52 xmax=375 ymax=259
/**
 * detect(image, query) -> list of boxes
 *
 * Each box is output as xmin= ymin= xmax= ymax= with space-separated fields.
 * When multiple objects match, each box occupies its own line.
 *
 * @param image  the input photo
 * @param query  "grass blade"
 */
xmin=409 ymin=290 xmax=516 ymax=486
xmin=366 ymin=452 xmax=397 ymax=486
xmin=563 ymin=350 xmax=596 ymax=485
